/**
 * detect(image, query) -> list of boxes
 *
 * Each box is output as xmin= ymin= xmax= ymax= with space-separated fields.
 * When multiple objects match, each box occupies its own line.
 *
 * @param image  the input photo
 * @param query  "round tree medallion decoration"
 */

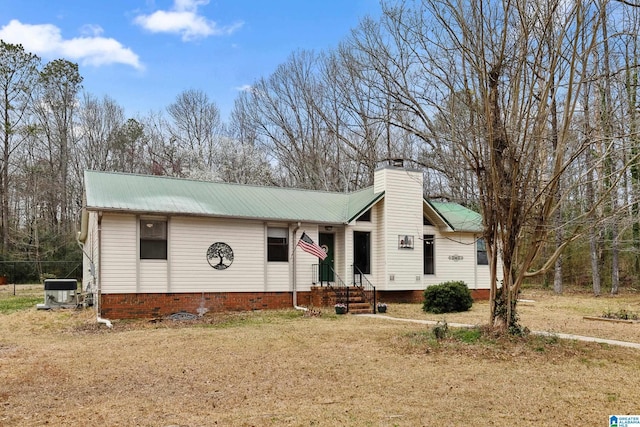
xmin=207 ymin=242 xmax=234 ymax=270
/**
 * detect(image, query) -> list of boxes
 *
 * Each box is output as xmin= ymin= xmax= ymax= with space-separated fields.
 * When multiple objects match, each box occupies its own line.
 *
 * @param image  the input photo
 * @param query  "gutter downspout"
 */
xmin=95 ymin=212 xmax=112 ymax=328
xmin=77 ymin=208 xmax=95 ymax=277
xmin=77 ymin=207 xmax=112 ymax=328
xmin=77 ymin=207 xmax=89 ymax=243
xmin=292 ymin=222 xmax=307 ymax=312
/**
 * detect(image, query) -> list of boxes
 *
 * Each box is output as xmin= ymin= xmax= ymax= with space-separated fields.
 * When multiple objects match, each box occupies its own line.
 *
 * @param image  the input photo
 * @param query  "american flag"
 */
xmin=297 ymin=232 xmax=327 ymax=260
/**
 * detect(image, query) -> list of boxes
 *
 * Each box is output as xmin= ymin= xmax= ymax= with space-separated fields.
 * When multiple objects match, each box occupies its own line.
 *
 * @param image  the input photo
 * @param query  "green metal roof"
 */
xmin=84 ymin=171 xmax=383 ymax=224
xmin=84 ymin=171 xmax=483 ymax=231
xmin=427 ymin=200 xmax=483 ymax=233
xmin=346 ymin=187 xmax=385 ymax=223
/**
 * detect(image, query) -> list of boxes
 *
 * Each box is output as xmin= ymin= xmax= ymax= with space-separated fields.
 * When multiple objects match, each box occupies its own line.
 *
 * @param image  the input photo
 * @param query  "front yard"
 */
xmin=0 ymin=285 xmax=639 ymax=426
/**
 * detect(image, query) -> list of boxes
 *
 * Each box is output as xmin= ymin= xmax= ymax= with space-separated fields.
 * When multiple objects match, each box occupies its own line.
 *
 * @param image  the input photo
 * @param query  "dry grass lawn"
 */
xmin=391 ymin=287 xmax=640 ymax=343
xmin=1 ymin=285 xmax=640 ymax=426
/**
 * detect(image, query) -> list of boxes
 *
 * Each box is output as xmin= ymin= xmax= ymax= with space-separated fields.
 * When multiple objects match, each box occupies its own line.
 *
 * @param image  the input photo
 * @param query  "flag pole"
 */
xmin=292 ymin=223 xmax=306 ymax=311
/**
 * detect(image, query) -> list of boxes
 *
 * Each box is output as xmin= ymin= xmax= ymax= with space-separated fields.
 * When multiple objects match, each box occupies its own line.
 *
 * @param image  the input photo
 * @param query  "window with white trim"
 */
xmin=267 ymin=227 xmax=288 ymax=262
xmin=423 ymin=235 xmax=434 ymax=274
xmin=140 ymin=219 xmax=167 ymax=260
xmin=353 ymin=231 xmax=371 ymax=274
xmin=477 ymin=238 xmax=488 ymax=265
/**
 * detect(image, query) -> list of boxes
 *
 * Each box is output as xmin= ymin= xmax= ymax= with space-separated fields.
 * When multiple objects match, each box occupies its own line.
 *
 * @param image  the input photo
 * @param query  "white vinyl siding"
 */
xmin=170 ymin=217 xmax=266 ymax=292
xmin=101 ymin=214 xmax=137 ymax=293
xmin=293 ymin=225 xmax=320 ymax=292
xmin=99 ymin=214 xmax=284 ymax=294
xmin=375 ymin=167 xmax=424 ymax=290
xmin=333 ymin=228 xmax=346 ymax=284
xmin=139 ymin=261 xmax=168 ymax=292
xmin=423 ymin=232 xmax=476 ymax=287
xmin=374 ymin=199 xmax=386 ymax=290
xmin=421 ymin=232 xmax=499 ymax=290
xmin=81 ymin=211 xmax=99 ymax=294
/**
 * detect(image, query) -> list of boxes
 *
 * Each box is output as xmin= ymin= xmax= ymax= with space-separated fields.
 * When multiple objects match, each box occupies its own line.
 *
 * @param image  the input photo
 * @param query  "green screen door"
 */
xmin=318 ymin=233 xmax=334 ymax=282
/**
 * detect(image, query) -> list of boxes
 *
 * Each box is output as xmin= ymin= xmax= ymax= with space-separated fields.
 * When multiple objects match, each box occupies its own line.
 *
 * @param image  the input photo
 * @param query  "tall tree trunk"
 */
xmin=629 ymin=30 xmax=640 ymax=276
xmin=550 ymin=66 xmax=563 ymax=294
xmin=2 ymin=96 xmax=9 ymax=254
xmin=599 ymin=0 xmax=619 ymax=294
xmin=581 ymin=25 xmax=601 ymax=296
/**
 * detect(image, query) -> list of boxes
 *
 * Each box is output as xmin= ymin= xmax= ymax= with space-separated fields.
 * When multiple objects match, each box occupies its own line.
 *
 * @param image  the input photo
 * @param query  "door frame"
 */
xmin=318 ymin=232 xmax=334 ymax=282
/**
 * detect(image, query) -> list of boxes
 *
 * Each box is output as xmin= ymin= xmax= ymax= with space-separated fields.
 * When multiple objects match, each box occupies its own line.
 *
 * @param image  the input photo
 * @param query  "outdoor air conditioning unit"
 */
xmin=36 ymin=279 xmax=78 ymax=310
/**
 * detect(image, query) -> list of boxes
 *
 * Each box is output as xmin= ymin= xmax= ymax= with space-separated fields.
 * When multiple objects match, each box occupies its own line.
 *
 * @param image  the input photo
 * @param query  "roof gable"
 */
xmin=426 ymin=200 xmax=483 ymax=233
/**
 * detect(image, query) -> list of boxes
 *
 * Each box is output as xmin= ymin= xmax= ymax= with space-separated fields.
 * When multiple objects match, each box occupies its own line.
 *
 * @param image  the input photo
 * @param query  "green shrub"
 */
xmin=423 ymin=281 xmax=473 ymax=314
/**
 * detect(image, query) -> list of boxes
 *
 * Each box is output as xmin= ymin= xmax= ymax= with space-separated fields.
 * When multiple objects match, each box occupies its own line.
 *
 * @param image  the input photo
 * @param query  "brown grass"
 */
xmin=389 ymin=287 xmax=640 ymax=343
xmin=1 ymin=285 xmax=639 ymax=426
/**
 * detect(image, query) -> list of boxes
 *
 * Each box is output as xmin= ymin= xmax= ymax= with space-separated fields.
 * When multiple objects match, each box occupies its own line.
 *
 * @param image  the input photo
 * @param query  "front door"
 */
xmin=319 ymin=233 xmax=334 ymax=282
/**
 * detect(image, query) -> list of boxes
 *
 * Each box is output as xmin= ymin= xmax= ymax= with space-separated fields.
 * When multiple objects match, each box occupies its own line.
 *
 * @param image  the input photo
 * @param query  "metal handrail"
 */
xmin=352 ymin=265 xmax=377 ymax=313
xmin=312 ymin=263 xmax=336 ymax=287
xmin=329 ymin=268 xmax=350 ymax=309
xmin=313 ymin=263 xmax=350 ymax=310
xmin=312 ymin=264 xmax=376 ymax=313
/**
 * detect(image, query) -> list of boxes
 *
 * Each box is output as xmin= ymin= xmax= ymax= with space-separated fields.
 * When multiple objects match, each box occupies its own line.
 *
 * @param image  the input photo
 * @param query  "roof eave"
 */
xmin=84 ymin=205 xmax=346 ymax=225
xmin=347 ymin=191 xmax=385 ymax=224
xmin=424 ymin=199 xmax=455 ymax=232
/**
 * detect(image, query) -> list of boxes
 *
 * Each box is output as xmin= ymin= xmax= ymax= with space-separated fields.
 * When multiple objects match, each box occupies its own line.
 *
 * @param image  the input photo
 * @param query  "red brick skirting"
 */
xmin=100 ymin=288 xmax=491 ymax=319
xmin=373 ymin=289 xmax=490 ymax=304
xmin=470 ymin=289 xmax=490 ymax=300
xmin=100 ymin=292 xmax=312 ymax=319
xmin=309 ymin=287 xmax=491 ymax=307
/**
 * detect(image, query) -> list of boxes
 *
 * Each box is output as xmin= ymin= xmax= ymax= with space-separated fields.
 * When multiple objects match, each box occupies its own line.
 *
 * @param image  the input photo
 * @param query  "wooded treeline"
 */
xmin=1 ymin=0 xmax=639 ymax=295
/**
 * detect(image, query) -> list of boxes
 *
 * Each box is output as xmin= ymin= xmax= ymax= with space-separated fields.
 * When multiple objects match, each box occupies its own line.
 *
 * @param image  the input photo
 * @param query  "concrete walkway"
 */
xmin=358 ymin=314 xmax=640 ymax=350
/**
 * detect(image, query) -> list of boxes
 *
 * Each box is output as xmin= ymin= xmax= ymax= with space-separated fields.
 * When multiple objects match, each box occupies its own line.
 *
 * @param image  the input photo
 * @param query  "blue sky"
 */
xmin=0 ymin=0 xmax=381 ymax=121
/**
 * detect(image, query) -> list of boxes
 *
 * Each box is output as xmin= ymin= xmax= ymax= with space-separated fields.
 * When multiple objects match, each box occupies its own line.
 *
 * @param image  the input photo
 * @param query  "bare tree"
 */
xmin=77 ymin=93 xmax=126 ymax=171
xmin=625 ymin=5 xmax=640 ymax=277
xmin=33 ymin=59 xmax=83 ymax=234
xmin=141 ymin=110 xmax=184 ymax=177
xmin=167 ymin=89 xmax=222 ymax=173
xmin=582 ymin=33 xmax=602 ymax=296
xmin=348 ymin=0 xmax=621 ymax=333
xmin=231 ymin=51 xmax=339 ymax=190
xmin=0 ymin=41 xmax=40 ymax=254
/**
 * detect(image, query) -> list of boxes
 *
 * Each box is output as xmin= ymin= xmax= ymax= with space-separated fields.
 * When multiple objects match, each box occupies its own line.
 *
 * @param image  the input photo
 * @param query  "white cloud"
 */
xmin=0 ymin=19 xmax=142 ymax=70
xmin=235 ymin=84 xmax=252 ymax=92
xmin=174 ymin=0 xmax=208 ymax=12
xmin=79 ymin=24 xmax=104 ymax=37
xmin=134 ymin=0 xmax=243 ymax=42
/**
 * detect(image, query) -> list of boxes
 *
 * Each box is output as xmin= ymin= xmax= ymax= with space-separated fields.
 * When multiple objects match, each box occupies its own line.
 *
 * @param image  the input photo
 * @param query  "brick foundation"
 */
xmin=374 ymin=289 xmax=490 ymax=303
xmin=310 ymin=286 xmax=336 ymax=307
xmin=470 ymin=289 xmax=490 ymax=300
xmin=100 ymin=291 xmax=310 ymax=319
xmin=309 ymin=287 xmax=491 ymax=306
xmin=100 ymin=288 xmax=492 ymax=319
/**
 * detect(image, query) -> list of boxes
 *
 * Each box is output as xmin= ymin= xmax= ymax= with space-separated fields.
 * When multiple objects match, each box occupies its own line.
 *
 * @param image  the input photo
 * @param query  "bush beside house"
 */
xmin=423 ymin=281 xmax=474 ymax=314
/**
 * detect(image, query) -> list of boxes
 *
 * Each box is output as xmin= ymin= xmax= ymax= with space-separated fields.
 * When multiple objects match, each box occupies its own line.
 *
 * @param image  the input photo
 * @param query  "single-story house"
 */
xmin=78 ymin=163 xmax=499 ymax=319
